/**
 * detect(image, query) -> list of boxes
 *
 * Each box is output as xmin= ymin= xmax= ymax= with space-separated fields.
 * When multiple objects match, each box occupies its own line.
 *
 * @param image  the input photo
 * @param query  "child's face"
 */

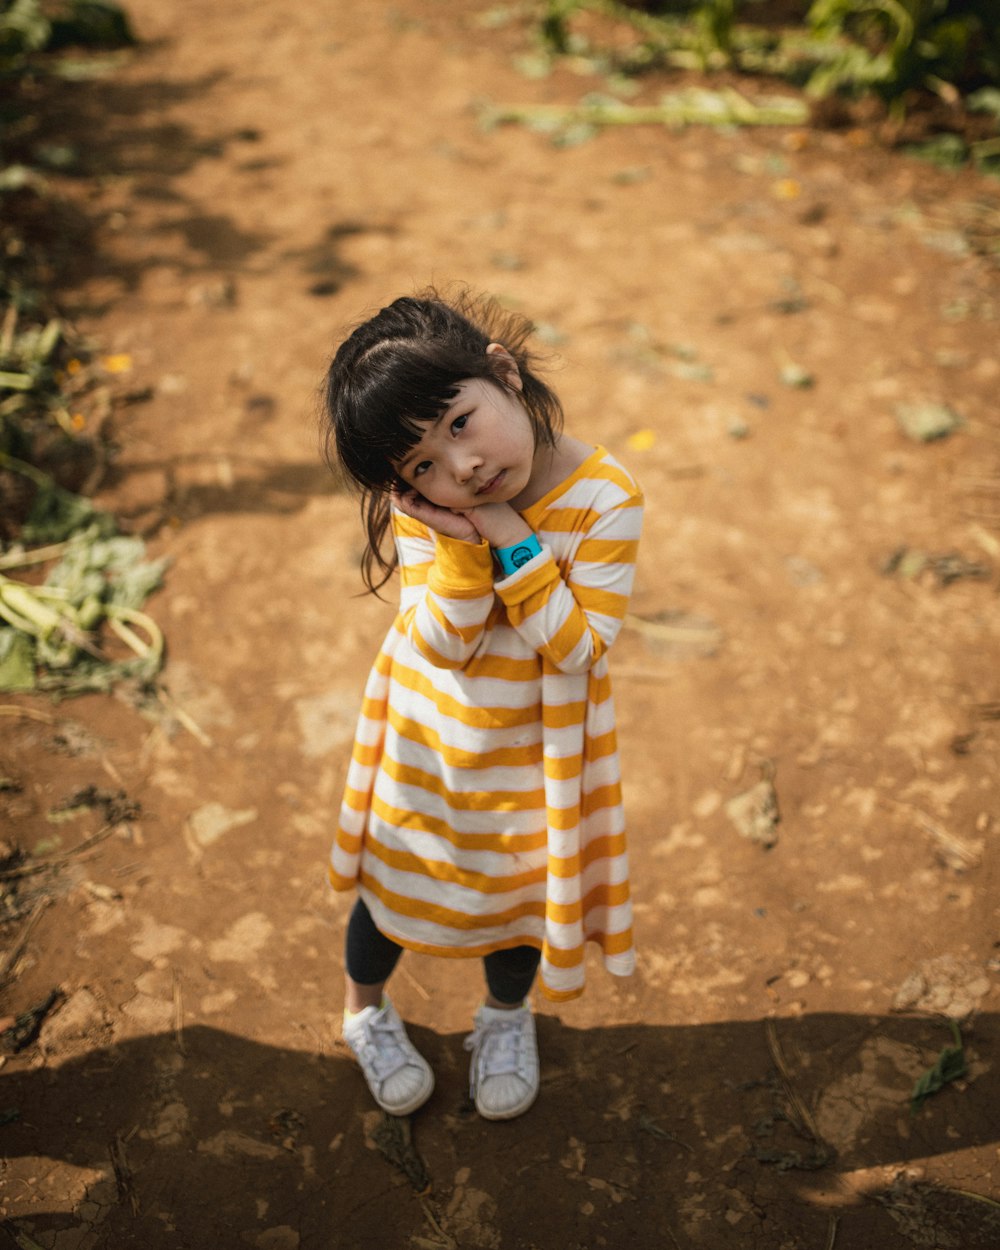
xmin=394 ymin=378 xmax=536 ymax=511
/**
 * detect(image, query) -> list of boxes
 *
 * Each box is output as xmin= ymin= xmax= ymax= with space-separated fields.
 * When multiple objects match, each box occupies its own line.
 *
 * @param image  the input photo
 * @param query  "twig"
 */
xmin=155 ymin=688 xmax=214 ymax=747
xmin=0 ymin=899 xmax=50 ymax=986
xmin=944 ymin=1187 xmax=1000 ymax=1211
xmin=418 ymin=1197 xmax=457 ymax=1250
xmin=885 ymin=797 xmax=985 ymax=870
xmin=825 ymin=1213 xmax=840 ymax=1250
xmin=624 ymin=613 xmax=721 ymax=645
xmin=399 ymin=963 xmax=431 ymax=1002
xmin=0 ymin=823 xmax=114 ymax=881
xmin=765 ymin=1018 xmax=832 ymax=1163
xmin=172 ymin=968 xmax=186 ymax=1056
xmin=918 ymin=816 xmax=982 ymax=870
xmin=109 ymin=1132 xmax=140 ymax=1215
xmin=101 ymin=754 xmax=126 ymax=787
xmin=639 ymin=1112 xmax=695 ymax=1153
xmin=0 ymin=704 xmax=56 ymax=723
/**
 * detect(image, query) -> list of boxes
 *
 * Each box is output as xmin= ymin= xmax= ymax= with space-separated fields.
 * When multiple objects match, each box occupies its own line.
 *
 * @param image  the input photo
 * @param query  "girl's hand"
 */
xmin=392 ymin=488 xmax=479 ymax=543
xmin=461 ymin=502 xmax=533 ymax=550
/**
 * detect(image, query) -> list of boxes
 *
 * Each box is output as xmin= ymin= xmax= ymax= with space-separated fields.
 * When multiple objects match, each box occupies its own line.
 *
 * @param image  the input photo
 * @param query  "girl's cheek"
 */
xmin=416 ymin=484 xmax=451 ymax=509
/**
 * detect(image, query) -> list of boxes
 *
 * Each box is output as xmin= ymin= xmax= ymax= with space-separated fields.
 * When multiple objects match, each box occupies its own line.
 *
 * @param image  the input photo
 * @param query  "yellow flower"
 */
xmin=71 ymin=413 xmax=86 ymax=431
xmin=101 ymin=353 xmax=133 ymax=374
xmin=772 ymin=179 xmax=801 ymax=201
xmin=625 ymin=428 xmax=657 ymax=452
xmin=66 ymin=358 xmax=83 ymax=375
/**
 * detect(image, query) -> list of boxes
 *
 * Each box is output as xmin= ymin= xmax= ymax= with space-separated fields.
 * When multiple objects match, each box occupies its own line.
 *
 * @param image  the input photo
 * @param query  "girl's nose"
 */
xmin=455 ymin=449 xmax=482 ymax=482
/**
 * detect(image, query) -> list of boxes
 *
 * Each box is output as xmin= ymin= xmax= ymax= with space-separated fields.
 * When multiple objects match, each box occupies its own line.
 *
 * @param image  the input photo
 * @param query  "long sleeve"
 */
xmin=495 ymin=495 xmax=643 ymax=676
xmin=393 ymin=510 xmax=496 ymax=670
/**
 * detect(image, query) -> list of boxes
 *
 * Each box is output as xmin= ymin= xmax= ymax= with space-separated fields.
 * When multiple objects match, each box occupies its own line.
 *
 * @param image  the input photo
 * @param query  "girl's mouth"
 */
xmin=477 ymin=470 xmax=505 ymax=496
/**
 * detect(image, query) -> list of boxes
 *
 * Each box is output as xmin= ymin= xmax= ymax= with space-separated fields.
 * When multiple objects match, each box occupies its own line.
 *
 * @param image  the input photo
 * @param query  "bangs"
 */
xmin=336 ymin=353 xmax=466 ymax=489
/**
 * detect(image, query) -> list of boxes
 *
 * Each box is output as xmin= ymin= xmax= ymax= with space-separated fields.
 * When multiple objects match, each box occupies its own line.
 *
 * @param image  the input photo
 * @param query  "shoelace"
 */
xmin=464 ymin=1016 xmax=524 ymax=1094
xmin=358 ymin=1013 xmax=410 ymax=1080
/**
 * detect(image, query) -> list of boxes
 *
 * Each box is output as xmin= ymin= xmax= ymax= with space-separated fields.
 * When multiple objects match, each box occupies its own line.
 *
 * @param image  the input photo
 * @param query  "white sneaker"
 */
xmin=342 ymin=998 xmax=434 ymax=1116
xmin=464 ymin=1003 xmax=539 ymax=1120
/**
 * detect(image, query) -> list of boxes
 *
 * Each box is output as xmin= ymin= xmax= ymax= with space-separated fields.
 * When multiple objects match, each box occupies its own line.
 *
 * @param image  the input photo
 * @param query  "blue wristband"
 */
xmin=493 ymin=533 xmax=542 ymax=576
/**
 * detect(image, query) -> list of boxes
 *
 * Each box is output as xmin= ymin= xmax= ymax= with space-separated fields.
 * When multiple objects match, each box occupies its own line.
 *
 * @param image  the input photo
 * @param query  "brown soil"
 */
xmin=2 ymin=3 xmax=1000 ymax=1247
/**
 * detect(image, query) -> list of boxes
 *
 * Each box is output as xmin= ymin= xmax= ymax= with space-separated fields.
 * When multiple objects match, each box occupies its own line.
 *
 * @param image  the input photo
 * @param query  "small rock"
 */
xmin=726 ymin=779 xmax=780 ymax=848
xmin=779 ymin=363 xmax=814 ymax=389
xmin=895 ymin=402 xmax=960 ymax=442
xmin=892 ymin=954 xmax=991 ymax=1018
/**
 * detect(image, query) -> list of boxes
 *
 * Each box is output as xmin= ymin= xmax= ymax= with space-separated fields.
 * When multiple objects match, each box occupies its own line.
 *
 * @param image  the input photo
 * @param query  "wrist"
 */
xmin=493 ymin=533 xmax=542 ymax=576
xmin=474 ymin=511 xmax=531 ymax=549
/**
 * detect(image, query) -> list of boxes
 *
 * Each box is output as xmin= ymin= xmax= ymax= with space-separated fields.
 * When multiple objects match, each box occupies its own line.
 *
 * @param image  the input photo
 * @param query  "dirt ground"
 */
xmin=2 ymin=2 xmax=1000 ymax=1247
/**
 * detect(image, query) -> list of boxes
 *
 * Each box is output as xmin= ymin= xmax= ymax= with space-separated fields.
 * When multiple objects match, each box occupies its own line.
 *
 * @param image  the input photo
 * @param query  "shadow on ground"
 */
xmin=2 ymin=1013 xmax=997 ymax=1248
xmin=12 ymin=52 xmax=370 ymax=310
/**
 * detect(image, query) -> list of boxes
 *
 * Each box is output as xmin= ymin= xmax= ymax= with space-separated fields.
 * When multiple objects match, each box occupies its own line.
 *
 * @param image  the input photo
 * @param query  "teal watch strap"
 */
xmin=493 ymin=534 xmax=542 ymax=576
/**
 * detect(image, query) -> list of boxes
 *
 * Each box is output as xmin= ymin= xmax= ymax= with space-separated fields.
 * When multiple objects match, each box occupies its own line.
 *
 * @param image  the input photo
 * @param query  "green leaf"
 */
xmin=0 ymin=371 xmax=34 ymax=392
xmin=21 ymin=481 xmax=109 ymax=544
xmin=0 ymin=165 xmax=45 ymax=193
xmin=968 ymin=88 xmax=1000 ymax=121
xmin=0 ymin=0 xmax=52 ymax=54
xmin=0 ymin=628 xmax=36 ymax=692
xmin=905 ymin=134 xmax=968 ymax=170
xmin=911 ymin=1022 xmax=967 ymax=1113
xmin=46 ymin=1 xmax=135 ymax=51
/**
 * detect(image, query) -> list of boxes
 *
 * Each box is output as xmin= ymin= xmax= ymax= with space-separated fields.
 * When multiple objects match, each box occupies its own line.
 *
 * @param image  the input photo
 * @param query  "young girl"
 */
xmin=323 ymin=289 xmax=643 ymax=1121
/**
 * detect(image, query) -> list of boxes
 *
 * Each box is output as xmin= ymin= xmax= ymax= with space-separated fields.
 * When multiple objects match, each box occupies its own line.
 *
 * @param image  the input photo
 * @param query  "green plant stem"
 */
xmin=0 ymin=450 xmax=51 ymax=487
xmin=0 ymin=540 xmax=74 ymax=571
xmin=484 ymin=89 xmax=808 ymax=130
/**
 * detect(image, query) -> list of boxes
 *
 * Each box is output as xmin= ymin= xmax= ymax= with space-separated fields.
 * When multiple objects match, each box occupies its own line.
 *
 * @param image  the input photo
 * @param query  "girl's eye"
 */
xmin=451 ymin=414 xmax=468 ymax=434
xmin=413 ymin=460 xmax=431 ymax=478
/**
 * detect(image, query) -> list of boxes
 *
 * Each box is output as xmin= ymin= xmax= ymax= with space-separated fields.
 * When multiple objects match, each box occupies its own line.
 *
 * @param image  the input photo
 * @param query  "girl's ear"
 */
xmin=485 ymin=342 xmax=523 ymax=392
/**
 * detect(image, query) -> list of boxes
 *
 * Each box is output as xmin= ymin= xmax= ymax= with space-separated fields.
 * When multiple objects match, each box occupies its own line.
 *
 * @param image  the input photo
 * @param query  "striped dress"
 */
xmin=330 ymin=445 xmax=643 ymax=1001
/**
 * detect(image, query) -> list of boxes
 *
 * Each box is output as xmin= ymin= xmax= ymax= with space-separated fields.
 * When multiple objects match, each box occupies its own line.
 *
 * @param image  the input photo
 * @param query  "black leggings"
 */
xmin=346 ymin=897 xmax=541 ymax=1006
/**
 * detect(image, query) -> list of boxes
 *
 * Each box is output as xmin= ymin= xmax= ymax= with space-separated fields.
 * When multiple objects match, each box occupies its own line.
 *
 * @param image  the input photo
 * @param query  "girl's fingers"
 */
xmin=393 ymin=488 xmax=429 ymax=520
xmin=392 ymin=491 xmax=478 ymax=541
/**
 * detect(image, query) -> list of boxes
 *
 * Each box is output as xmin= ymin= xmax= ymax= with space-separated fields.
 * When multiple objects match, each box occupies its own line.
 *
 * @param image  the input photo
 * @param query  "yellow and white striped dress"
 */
xmin=330 ymin=446 xmax=643 ymax=1001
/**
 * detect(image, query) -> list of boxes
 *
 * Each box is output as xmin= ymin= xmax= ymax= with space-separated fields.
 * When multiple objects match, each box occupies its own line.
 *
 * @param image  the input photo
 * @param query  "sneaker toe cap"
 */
xmin=379 ymin=1063 xmax=434 ymax=1116
xmin=476 ymin=1073 xmax=537 ymax=1120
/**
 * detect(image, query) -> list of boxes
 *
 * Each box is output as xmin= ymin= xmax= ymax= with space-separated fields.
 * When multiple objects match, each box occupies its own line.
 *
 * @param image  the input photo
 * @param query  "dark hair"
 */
xmin=322 ymin=287 xmax=563 ymax=593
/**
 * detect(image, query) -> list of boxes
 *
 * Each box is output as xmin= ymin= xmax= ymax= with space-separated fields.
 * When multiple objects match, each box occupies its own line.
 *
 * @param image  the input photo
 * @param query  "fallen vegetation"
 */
xmin=482 ymin=1 xmax=1000 ymax=169
xmin=0 ymin=1 xmax=167 ymax=700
